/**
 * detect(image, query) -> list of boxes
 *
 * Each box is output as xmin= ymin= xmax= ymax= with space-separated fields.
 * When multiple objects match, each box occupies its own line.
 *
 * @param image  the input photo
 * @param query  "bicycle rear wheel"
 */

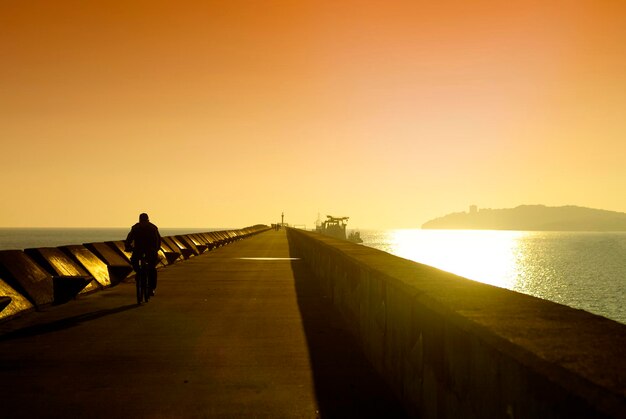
xmin=136 ymin=270 xmax=143 ymax=305
xmin=142 ymin=270 xmax=150 ymax=303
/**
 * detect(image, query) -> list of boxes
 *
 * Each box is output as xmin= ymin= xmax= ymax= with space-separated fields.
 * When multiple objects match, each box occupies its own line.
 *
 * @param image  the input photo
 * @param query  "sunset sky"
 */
xmin=1 ymin=1 xmax=625 ymax=229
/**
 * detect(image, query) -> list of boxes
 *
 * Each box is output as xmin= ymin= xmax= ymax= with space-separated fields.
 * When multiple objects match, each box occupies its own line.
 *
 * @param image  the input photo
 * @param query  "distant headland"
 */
xmin=422 ymin=205 xmax=626 ymax=231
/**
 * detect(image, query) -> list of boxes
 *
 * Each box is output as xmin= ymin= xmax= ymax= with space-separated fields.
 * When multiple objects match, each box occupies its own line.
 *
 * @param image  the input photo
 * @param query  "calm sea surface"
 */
xmin=359 ymin=229 xmax=626 ymax=325
xmin=0 ymin=228 xmax=624 ymax=324
xmin=0 ymin=228 xmax=222 ymax=251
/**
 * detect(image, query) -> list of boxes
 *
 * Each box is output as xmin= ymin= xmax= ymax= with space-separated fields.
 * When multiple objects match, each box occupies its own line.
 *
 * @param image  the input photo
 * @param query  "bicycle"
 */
xmin=135 ymin=252 xmax=151 ymax=305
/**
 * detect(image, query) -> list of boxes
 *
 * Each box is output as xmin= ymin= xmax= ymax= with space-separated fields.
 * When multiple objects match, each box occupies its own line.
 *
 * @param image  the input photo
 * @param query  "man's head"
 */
xmin=139 ymin=213 xmax=149 ymax=222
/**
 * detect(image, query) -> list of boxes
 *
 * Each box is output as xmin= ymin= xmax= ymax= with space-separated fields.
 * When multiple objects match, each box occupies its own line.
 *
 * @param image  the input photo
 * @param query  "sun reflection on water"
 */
xmin=361 ymin=229 xmax=626 ymax=324
xmin=387 ymin=229 xmax=528 ymax=289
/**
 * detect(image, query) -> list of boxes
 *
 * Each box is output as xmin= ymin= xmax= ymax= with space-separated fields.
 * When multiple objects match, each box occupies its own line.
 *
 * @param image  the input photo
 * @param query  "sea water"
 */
xmin=358 ymin=229 xmax=626 ymax=325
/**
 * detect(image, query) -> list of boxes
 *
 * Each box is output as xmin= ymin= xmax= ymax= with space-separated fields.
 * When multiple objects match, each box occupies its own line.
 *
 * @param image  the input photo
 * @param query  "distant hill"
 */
xmin=421 ymin=205 xmax=626 ymax=231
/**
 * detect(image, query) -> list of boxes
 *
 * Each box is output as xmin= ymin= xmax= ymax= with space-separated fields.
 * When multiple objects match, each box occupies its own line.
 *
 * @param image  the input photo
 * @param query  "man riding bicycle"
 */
xmin=125 ymin=213 xmax=161 ymax=296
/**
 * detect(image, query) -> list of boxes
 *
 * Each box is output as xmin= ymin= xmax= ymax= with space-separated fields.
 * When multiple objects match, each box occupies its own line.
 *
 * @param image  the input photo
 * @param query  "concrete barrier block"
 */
xmin=61 ymin=245 xmax=112 ymax=288
xmin=197 ymin=233 xmax=216 ymax=250
xmin=209 ymin=231 xmax=228 ymax=246
xmin=157 ymin=240 xmax=181 ymax=264
xmin=214 ymin=231 xmax=229 ymax=245
xmin=175 ymin=235 xmax=202 ymax=255
xmin=192 ymin=233 xmax=212 ymax=252
xmin=163 ymin=237 xmax=194 ymax=259
xmin=182 ymin=234 xmax=208 ymax=254
xmin=25 ymin=247 xmax=100 ymax=295
xmin=25 ymin=247 xmax=89 ymax=277
xmin=194 ymin=233 xmax=213 ymax=248
xmin=0 ymin=277 xmax=34 ymax=321
xmin=210 ymin=232 xmax=227 ymax=246
xmin=161 ymin=237 xmax=179 ymax=256
xmin=205 ymin=233 xmax=220 ymax=248
xmin=163 ymin=250 xmax=182 ymax=265
xmin=0 ymin=250 xmax=55 ymax=306
xmin=219 ymin=231 xmax=232 ymax=244
xmin=84 ymin=242 xmax=134 ymax=284
xmin=221 ymin=231 xmax=233 ymax=244
xmin=105 ymin=241 xmax=133 ymax=263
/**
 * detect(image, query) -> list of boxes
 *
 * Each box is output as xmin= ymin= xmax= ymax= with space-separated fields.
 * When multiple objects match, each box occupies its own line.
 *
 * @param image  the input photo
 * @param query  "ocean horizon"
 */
xmin=0 ymin=227 xmax=230 ymax=251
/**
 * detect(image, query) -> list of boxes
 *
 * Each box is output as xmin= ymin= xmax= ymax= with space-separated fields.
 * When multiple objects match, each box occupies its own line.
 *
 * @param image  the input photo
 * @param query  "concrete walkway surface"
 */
xmin=0 ymin=230 xmax=405 ymax=418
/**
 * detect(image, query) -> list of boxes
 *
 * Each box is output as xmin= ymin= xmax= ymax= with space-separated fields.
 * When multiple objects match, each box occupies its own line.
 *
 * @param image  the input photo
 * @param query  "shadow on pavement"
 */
xmin=0 ymin=303 xmax=138 ymax=341
xmin=288 ymin=241 xmax=407 ymax=418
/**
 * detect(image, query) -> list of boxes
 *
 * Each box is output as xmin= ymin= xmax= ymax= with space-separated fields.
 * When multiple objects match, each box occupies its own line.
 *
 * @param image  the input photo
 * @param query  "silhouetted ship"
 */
xmin=316 ymin=215 xmax=363 ymax=243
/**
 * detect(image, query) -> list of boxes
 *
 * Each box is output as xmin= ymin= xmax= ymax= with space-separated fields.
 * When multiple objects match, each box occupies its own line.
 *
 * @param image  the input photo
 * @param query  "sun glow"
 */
xmin=388 ymin=229 xmax=528 ymax=289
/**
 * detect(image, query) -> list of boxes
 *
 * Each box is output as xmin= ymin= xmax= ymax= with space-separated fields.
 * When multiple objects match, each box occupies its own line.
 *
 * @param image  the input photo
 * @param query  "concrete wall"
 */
xmin=287 ymin=228 xmax=626 ymax=418
xmin=0 ymin=225 xmax=270 ymax=322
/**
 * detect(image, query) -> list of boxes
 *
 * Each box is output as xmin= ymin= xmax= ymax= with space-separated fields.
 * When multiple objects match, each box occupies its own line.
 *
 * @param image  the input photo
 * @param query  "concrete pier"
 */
xmin=0 ymin=230 xmax=403 ymax=418
xmin=1 ymin=227 xmax=624 ymax=418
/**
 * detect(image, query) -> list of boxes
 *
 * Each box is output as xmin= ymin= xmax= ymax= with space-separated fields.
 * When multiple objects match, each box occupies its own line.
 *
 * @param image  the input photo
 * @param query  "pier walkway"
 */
xmin=0 ymin=230 xmax=404 ymax=418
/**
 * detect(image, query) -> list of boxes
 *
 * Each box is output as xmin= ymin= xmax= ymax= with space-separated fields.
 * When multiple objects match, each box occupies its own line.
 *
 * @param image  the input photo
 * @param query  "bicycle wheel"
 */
xmin=142 ymin=269 xmax=150 ymax=303
xmin=136 ymin=269 xmax=143 ymax=305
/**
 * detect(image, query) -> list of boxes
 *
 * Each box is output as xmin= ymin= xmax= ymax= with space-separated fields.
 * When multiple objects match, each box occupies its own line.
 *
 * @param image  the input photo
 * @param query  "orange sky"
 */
xmin=1 ymin=0 xmax=625 ymax=228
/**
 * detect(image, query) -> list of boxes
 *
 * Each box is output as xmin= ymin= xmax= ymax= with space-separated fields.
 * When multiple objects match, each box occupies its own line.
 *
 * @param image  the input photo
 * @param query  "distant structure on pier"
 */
xmin=316 ymin=215 xmax=362 ymax=243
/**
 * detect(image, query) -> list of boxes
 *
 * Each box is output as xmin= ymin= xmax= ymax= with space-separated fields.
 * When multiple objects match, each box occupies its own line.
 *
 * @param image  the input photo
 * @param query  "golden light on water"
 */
xmin=368 ymin=229 xmax=626 ymax=324
xmin=388 ymin=229 xmax=529 ymax=289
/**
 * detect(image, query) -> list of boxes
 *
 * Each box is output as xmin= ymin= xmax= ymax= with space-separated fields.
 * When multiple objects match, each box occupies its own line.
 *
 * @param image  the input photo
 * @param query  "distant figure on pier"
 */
xmin=125 ymin=213 xmax=161 ymax=296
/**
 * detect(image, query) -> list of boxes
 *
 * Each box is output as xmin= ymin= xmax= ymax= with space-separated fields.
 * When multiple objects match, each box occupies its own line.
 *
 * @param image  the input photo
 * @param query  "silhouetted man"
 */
xmin=125 ymin=213 xmax=161 ymax=295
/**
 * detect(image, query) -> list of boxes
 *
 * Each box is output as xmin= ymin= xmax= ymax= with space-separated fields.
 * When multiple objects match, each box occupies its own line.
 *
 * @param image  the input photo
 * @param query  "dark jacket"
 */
xmin=125 ymin=221 xmax=161 ymax=254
